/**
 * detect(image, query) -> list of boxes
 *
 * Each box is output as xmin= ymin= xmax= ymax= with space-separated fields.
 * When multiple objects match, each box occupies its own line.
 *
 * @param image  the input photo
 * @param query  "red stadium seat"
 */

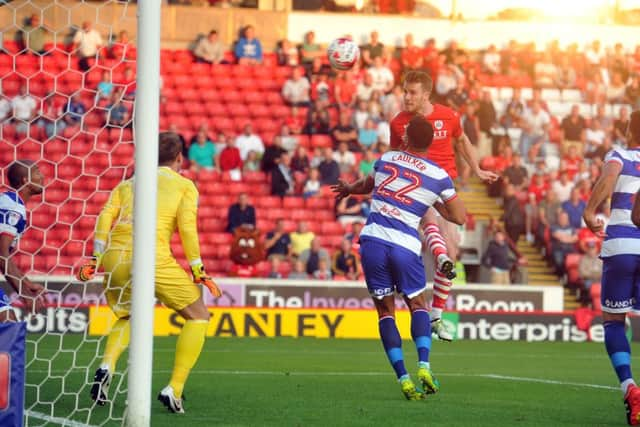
xmin=227 ymin=103 xmax=250 ymax=117
xmin=321 ymin=221 xmax=344 ymax=235
xmin=243 ymin=171 xmax=266 ymax=182
xmin=305 ymin=197 xmax=329 ymax=210
xmin=311 ymin=135 xmax=332 ymax=149
xmin=283 ymin=197 xmax=304 ymax=209
xmin=178 ymin=88 xmax=200 ymax=101
xmin=215 ymin=77 xmax=235 ymax=90
xmin=204 ymin=102 xmax=227 ymax=117
xmin=250 ymin=104 xmax=271 ymax=118
xmin=590 ymin=283 xmax=602 ymax=312
xmin=255 ymin=196 xmax=282 ymax=209
xmin=255 ymin=118 xmax=279 ymax=133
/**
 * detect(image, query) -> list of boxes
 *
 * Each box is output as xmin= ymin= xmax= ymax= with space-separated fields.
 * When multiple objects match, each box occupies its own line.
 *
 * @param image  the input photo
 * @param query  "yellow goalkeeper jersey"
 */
xmin=94 ymin=167 xmax=201 ymax=265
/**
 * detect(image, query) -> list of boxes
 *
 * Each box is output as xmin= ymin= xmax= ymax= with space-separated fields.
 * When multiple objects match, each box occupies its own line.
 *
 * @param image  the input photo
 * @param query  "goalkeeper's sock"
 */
xmin=378 ymin=316 xmax=407 ymax=379
xmin=102 ymin=318 xmax=130 ymax=373
xmin=410 ymin=309 xmax=432 ymax=364
xmin=604 ymin=320 xmax=635 ymax=393
xmin=169 ymin=320 xmax=208 ymax=399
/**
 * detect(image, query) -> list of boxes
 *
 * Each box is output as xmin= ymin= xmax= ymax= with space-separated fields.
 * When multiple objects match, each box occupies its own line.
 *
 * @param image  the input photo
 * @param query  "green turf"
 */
xmin=23 ymin=335 xmax=635 ymax=426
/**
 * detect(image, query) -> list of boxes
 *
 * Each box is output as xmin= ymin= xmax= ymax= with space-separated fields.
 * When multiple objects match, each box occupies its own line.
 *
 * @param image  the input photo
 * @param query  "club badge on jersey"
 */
xmin=0 ymin=192 xmax=27 ymax=251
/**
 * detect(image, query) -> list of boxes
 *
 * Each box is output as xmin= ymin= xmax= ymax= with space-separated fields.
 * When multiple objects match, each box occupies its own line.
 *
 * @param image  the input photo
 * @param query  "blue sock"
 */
xmin=410 ymin=309 xmax=431 ymax=366
xmin=378 ymin=316 xmax=407 ymax=379
xmin=604 ymin=321 xmax=633 ymax=388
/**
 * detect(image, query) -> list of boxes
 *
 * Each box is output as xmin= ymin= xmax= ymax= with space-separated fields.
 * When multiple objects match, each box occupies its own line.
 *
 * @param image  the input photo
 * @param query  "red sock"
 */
xmin=431 ymin=271 xmax=451 ymax=310
xmin=423 ymin=223 xmax=447 ymax=259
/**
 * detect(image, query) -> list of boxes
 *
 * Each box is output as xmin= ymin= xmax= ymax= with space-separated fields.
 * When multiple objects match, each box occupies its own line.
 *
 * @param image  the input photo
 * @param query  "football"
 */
xmin=327 ymin=37 xmax=360 ymax=71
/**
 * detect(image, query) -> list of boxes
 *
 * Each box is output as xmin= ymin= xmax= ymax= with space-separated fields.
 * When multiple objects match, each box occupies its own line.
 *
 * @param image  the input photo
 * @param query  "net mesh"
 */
xmin=0 ymin=1 xmax=137 ymax=425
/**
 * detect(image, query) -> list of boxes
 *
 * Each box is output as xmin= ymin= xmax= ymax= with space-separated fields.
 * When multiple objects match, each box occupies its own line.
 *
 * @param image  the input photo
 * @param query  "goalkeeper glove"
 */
xmin=191 ymin=264 xmax=222 ymax=297
xmin=77 ymin=253 xmax=100 ymax=282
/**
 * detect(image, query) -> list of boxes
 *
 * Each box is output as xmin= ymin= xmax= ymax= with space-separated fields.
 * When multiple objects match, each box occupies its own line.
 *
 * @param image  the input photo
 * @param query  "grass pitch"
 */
xmin=24 ymin=336 xmax=632 ymax=426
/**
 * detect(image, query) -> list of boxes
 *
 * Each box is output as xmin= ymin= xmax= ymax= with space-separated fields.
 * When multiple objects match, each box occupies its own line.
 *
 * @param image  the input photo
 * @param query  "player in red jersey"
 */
xmin=390 ymin=70 xmax=498 ymax=340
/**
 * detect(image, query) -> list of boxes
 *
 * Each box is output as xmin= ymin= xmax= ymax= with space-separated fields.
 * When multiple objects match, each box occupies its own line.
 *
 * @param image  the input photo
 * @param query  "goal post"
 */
xmin=126 ymin=0 xmax=160 ymax=426
xmin=0 ymin=0 xmax=162 ymax=425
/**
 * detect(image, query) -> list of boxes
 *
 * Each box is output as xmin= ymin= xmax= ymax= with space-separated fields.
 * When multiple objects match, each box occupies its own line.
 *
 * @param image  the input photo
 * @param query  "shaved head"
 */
xmin=7 ymin=160 xmax=43 ymax=196
xmin=8 ymin=160 xmax=35 ymax=189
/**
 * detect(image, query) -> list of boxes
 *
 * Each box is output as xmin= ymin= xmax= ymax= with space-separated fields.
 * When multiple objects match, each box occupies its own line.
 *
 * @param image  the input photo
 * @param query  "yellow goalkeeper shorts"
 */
xmin=101 ymin=249 xmax=202 ymax=318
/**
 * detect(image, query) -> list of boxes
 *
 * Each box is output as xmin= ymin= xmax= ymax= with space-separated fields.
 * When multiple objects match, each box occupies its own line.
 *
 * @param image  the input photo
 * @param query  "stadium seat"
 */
xmin=590 ymin=283 xmax=602 ymax=312
xmin=565 ymin=253 xmax=583 ymax=288
xmin=214 ymin=244 xmax=231 ymax=259
xmin=283 ymin=197 xmax=304 ymax=209
xmin=243 ymin=171 xmax=266 ymax=182
xmin=311 ymin=135 xmax=332 ymax=149
xmin=227 ymin=103 xmax=251 ymax=117
xmin=255 ymin=118 xmax=279 ymax=133
xmin=321 ymin=221 xmax=344 ymax=235
xmin=265 ymin=92 xmax=285 ymax=105
xmin=215 ymin=77 xmax=236 ymax=90
xmin=270 ymin=105 xmax=290 ymax=119
xmin=256 ymin=196 xmax=282 ymax=209
xmin=178 ymin=88 xmax=200 ymax=102
xmin=250 ymin=104 xmax=271 ymax=118
xmin=305 ymin=197 xmax=329 ymax=210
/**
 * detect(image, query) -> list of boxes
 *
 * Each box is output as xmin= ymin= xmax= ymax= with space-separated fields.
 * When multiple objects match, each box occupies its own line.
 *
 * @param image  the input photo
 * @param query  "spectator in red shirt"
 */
xmin=575 ymin=178 xmax=592 ymax=202
xmin=577 ymin=227 xmax=602 ymax=253
xmin=421 ymin=38 xmax=438 ymax=77
xmin=284 ymin=106 xmax=305 ymax=135
xmin=493 ymin=144 xmax=513 ymax=174
xmin=218 ymin=137 xmax=243 ymax=173
xmin=111 ymin=30 xmax=135 ymax=60
xmin=527 ymin=172 xmax=548 ymax=204
xmin=334 ymin=71 xmax=357 ymax=110
xmin=400 ymin=33 xmax=423 ymax=70
xmin=562 ymin=145 xmax=582 ymax=181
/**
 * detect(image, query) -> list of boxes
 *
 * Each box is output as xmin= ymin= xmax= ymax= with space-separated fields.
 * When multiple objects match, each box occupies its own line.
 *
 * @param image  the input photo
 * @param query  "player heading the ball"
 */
xmin=332 ymin=115 xmax=466 ymax=400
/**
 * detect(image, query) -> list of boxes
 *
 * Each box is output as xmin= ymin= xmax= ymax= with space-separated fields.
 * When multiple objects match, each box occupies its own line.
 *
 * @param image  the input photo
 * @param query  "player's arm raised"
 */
xmin=454 ymin=133 xmax=498 ymax=183
xmin=178 ymin=182 xmax=221 ymax=297
xmin=78 ymin=183 xmax=122 ymax=281
xmin=331 ymin=175 xmax=375 ymax=203
xmin=584 ymin=156 xmax=622 ymax=235
xmin=0 ymin=234 xmax=45 ymax=314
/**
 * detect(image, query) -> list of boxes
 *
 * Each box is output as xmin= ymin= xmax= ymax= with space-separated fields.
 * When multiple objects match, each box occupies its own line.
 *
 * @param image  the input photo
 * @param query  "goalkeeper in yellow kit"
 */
xmin=77 ymin=132 xmax=221 ymax=414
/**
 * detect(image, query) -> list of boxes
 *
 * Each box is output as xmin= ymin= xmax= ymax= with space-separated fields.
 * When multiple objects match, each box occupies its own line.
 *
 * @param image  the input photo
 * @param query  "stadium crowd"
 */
xmin=2 ymin=16 xmax=638 ymax=290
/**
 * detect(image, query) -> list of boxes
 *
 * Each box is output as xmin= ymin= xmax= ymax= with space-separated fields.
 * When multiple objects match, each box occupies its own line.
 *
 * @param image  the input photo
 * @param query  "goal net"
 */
xmin=0 ymin=1 xmax=144 ymax=425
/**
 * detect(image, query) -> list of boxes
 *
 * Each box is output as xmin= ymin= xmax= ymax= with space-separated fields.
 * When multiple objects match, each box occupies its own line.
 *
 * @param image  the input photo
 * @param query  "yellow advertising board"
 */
xmin=88 ymin=306 xmax=417 ymax=338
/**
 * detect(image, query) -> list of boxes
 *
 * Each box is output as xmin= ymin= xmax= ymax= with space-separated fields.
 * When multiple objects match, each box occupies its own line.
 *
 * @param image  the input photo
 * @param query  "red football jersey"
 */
xmin=389 ymin=104 xmax=463 ymax=178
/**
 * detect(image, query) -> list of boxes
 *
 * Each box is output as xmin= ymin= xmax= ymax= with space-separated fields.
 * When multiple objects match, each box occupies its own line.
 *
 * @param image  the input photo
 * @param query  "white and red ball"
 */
xmin=327 ymin=38 xmax=360 ymax=71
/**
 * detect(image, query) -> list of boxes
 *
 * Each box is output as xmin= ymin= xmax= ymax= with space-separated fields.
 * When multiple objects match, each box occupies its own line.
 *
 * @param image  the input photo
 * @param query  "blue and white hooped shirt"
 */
xmin=0 ymin=191 xmax=27 ymax=251
xmin=602 ymin=148 xmax=640 ymax=258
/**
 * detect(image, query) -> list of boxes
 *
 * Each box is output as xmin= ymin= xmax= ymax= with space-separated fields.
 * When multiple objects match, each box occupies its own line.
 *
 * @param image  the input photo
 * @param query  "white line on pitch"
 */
xmin=31 ymin=348 xmax=620 ymax=360
xmin=25 ymin=410 xmax=98 ymax=427
xmin=64 ymin=369 xmax=613 ymax=391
